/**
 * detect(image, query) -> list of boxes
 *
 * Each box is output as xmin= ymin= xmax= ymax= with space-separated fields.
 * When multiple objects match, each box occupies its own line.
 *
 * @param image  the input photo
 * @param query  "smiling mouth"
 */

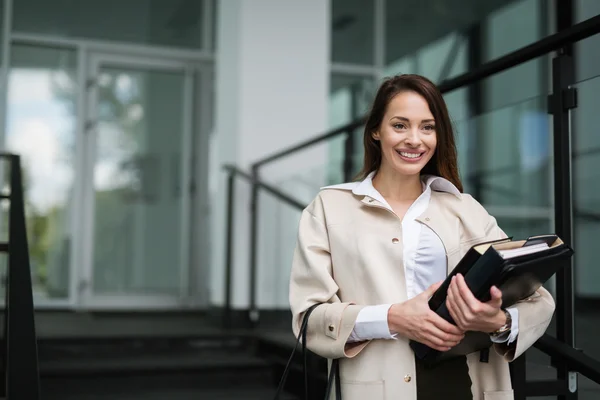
xmin=395 ymin=150 xmax=425 ymax=160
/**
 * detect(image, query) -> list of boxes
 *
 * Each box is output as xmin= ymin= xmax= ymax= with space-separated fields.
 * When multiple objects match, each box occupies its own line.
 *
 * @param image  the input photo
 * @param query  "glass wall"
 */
xmin=91 ymin=65 xmax=187 ymax=295
xmin=573 ymin=4 xmax=600 ymax=397
xmin=5 ymin=44 xmax=78 ymax=299
xmin=0 ymin=0 xmax=214 ymax=308
xmin=12 ymin=0 xmax=208 ymax=50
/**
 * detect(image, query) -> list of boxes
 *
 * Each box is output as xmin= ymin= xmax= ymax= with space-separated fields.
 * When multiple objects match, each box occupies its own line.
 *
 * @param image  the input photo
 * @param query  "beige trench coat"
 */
xmin=289 ymin=187 xmax=555 ymax=400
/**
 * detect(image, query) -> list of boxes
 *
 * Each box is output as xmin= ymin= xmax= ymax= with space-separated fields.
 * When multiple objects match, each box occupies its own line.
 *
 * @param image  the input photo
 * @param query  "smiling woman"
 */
xmin=289 ymin=74 xmax=555 ymax=400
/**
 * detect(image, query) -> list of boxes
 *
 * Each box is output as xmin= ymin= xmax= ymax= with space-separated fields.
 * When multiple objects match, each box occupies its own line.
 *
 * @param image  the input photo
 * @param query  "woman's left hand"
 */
xmin=446 ymin=273 xmax=507 ymax=333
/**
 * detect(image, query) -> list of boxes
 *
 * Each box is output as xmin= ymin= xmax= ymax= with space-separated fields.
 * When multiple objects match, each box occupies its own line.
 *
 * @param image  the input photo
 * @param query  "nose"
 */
xmin=405 ymin=127 xmax=422 ymax=147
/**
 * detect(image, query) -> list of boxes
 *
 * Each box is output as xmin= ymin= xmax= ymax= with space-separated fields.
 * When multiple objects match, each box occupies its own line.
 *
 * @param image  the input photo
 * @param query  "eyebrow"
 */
xmin=390 ymin=116 xmax=435 ymax=123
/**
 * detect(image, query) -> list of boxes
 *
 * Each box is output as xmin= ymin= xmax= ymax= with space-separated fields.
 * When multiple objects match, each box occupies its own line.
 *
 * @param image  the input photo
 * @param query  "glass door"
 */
xmin=80 ymin=53 xmax=193 ymax=308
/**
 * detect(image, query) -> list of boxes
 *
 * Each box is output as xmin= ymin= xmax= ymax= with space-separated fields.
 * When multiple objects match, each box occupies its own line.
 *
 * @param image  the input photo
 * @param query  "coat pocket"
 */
xmin=484 ymin=390 xmax=514 ymax=400
xmin=339 ymin=380 xmax=385 ymax=400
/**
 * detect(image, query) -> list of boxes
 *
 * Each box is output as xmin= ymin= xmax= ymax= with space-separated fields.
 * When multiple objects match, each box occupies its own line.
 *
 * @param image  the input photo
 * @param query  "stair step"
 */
xmin=40 ymin=349 xmax=268 ymax=376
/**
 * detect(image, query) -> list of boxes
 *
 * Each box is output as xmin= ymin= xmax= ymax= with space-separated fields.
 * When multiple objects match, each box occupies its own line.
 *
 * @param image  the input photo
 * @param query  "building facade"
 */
xmin=0 ymin=0 xmax=598 ymax=337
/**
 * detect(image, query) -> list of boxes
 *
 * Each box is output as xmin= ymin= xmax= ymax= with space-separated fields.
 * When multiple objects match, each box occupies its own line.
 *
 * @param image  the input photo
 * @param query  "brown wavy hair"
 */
xmin=356 ymin=74 xmax=463 ymax=192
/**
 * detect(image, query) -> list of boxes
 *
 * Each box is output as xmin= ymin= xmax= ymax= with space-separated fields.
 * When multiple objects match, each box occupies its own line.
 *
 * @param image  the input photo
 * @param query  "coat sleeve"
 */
xmin=289 ymin=194 xmax=370 ymax=360
xmin=481 ymin=208 xmax=556 ymax=362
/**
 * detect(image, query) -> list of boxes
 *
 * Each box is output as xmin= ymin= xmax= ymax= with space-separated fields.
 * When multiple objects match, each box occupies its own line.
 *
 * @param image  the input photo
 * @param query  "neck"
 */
xmin=372 ymin=165 xmax=423 ymax=202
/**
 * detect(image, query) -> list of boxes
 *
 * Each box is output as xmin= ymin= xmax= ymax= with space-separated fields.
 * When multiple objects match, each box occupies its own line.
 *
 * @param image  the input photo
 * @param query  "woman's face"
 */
xmin=373 ymin=90 xmax=437 ymax=177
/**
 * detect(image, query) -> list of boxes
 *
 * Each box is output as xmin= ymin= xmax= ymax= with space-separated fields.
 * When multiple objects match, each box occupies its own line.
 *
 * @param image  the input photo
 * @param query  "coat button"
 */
xmin=392 ymin=238 xmax=399 ymax=244
xmin=404 ymin=374 xmax=411 ymax=383
xmin=328 ymin=324 xmax=335 ymax=332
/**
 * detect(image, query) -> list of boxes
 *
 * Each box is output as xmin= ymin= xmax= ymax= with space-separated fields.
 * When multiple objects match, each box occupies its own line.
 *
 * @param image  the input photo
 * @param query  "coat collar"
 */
xmin=321 ymin=171 xmax=461 ymax=200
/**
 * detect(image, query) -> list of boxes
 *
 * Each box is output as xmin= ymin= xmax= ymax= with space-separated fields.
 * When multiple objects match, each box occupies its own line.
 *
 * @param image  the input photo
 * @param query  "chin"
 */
xmin=391 ymin=163 xmax=425 ymax=177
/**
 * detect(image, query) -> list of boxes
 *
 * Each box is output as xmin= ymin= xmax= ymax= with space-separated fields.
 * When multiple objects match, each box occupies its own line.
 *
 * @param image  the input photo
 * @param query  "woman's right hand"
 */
xmin=388 ymin=281 xmax=465 ymax=352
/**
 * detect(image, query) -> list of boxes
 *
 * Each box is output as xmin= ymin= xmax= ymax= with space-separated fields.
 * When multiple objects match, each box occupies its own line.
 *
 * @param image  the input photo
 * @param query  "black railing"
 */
xmin=0 ymin=154 xmax=41 ymax=399
xmin=223 ymin=8 xmax=600 ymax=400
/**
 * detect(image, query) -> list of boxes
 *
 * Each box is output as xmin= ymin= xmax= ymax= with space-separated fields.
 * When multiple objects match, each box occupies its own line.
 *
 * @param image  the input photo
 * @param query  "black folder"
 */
xmin=410 ymin=234 xmax=573 ymax=364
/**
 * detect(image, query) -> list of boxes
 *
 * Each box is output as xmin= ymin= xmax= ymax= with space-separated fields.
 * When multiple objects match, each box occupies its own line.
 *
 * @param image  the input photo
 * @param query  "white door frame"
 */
xmin=78 ymin=52 xmax=195 ymax=310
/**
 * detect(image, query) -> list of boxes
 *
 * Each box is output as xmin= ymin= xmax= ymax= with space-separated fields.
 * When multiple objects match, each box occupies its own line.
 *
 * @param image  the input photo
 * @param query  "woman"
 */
xmin=289 ymin=74 xmax=555 ymax=400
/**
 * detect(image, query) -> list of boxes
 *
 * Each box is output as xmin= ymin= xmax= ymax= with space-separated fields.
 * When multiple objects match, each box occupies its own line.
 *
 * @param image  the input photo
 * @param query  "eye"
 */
xmin=393 ymin=123 xmax=406 ymax=130
xmin=423 ymin=125 xmax=435 ymax=131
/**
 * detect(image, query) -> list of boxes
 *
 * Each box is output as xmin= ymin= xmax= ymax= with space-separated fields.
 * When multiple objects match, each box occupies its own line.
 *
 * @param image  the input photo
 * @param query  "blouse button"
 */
xmin=392 ymin=238 xmax=400 ymax=244
xmin=328 ymin=324 xmax=335 ymax=332
xmin=404 ymin=374 xmax=412 ymax=383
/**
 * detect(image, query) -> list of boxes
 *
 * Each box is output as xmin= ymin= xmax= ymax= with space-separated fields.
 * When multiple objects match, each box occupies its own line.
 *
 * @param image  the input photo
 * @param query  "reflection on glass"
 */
xmin=385 ymin=32 xmax=468 ymax=83
xmin=328 ymin=74 xmax=374 ymax=185
xmin=454 ymin=95 xmax=552 ymax=210
xmin=92 ymin=66 xmax=186 ymax=295
xmin=572 ymin=75 xmax=600 ymax=369
xmin=331 ymin=0 xmax=374 ymax=65
xmin=5 ymin=44 xmax=78 ymax=299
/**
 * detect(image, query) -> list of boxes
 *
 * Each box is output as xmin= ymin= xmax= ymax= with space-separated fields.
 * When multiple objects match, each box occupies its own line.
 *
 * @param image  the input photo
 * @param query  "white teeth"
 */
xmin=399 ymin=151 xmax=422 ymax=158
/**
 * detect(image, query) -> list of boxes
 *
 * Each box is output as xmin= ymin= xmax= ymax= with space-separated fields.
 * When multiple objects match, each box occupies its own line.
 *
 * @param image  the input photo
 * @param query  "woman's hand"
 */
xmin=388 ymin=281 xmax=465 ymax=352
xmin=446 ymin=273 xmax=506 ymax=333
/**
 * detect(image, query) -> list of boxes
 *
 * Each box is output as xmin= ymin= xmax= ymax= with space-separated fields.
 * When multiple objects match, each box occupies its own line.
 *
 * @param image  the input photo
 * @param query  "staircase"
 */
xmin=38 ymin=334 xmax=300 ymax=400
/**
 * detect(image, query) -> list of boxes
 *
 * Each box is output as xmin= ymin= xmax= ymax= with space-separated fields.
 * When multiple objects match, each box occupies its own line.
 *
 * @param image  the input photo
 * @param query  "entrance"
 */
xmin=79 ymin=53 xmax=195 ymax=309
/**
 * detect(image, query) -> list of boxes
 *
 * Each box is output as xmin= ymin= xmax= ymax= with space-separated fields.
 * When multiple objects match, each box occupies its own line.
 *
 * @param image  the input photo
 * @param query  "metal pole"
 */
xmin=510 ymin=352 xmax=527 ymax=400
xmin=223 ymin=172 xmax=235 ymax=329
xmin=249 ymin=166 xmax=259 ymax=327
xmin=550 ymin=52 xmax=577 ymax=400
xmin=343 ymin=131 xmax=355 ymax=182
xmin=6 ymin=155 xmax=41 ymax=399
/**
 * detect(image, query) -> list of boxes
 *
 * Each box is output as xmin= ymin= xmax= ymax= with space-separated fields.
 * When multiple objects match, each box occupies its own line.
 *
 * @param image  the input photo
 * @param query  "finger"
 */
xmin=456 ymin=274 xmax=483 ymax=314
xmin=423 ymin=324 xmax=463 ymax=348
xmin=423 ymin=280 xmax=444 ymax=297
xmin=487 ymin=286 xmax=503 ymax=308
xmin=449 ymin=277 xmax=468 ymax=323
xmin=429 ymin=311 xmax=465 ymax=337
xmin=446 ymin=295 xmax=464 ymax=330
xmin=423 ymin=340 xmax=451 ymax=352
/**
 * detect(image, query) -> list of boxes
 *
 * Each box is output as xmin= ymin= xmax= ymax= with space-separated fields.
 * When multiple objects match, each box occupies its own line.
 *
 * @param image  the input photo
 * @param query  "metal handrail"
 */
xmin=223 ymin=165 xmax=306 ymax=211
xmin=534 ymin=334 xmax=600 ymax=384
xmin=0 ymin=154 xmax=41 ymax=399
xmin=251 ymin=14 xmax=600 ymax=170
xmin=222 ymin=165 xmax=306 ymax=328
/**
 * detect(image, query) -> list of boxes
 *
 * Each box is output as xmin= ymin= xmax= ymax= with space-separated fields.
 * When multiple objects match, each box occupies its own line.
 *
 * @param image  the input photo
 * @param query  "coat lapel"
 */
xmin=415 ymin=191 xmax=460 ymax=276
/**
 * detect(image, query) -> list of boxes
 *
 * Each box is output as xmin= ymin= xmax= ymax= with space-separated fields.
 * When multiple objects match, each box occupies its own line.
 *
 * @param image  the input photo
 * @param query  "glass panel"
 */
xmin=331 ymin=0 xmax=374 ymax=65
xmin=484 ymin=0 xmax=550 ymax=61
xmin=92 ymin=65 xmax=186 ymax=295
xmin=454 ymin=94 xmax=552 ymax=212
xmin=385 ymin=31 xmax=469 ymax=82
xmin=575 ymin=21 xmax=600 ymax=84
xmin=328 ymin=74 xmax=374 ymax=185
xmin=4 ymin=44 xmax=78 ymax=300
xmin=13 ymin=0 xmax=206 ymax=50
xmin=573 ymin=74 xmax=600 ymax=380
xmin=576 ymin=0 xmax=600 ymax=22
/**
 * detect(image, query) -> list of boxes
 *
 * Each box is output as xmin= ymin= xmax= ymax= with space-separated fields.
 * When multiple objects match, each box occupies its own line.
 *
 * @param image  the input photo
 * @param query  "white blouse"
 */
xmin=322 ymin=173 xmax=518 ymax=345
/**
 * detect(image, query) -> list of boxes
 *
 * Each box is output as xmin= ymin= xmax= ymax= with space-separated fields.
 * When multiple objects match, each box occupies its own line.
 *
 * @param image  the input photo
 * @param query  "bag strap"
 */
xmin=273 ymin=304 xmax=341 ymax=400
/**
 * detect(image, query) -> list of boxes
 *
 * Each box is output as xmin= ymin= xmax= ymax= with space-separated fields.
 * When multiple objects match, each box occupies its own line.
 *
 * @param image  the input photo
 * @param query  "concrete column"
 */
xmin=211 ymin=0 xmax=330 ymax=309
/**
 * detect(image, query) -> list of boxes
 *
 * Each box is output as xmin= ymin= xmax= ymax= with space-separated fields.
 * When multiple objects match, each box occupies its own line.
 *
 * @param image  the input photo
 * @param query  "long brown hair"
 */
xmin=356 ymin=74 xmax=463 ymax=192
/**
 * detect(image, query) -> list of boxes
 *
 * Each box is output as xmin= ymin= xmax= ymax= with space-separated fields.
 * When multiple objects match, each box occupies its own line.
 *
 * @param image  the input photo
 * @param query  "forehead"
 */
xmin=385 ymin=91 xmax=434 ymax=119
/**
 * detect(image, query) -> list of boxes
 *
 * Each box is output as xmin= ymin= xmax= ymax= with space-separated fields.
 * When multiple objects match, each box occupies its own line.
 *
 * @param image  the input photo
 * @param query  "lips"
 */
xmin=395 ymin=149 xmax=425 ymax=161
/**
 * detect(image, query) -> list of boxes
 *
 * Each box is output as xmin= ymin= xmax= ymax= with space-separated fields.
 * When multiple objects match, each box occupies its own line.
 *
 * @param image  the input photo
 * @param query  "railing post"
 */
xmin=6 ymin=155 xmax=40 ymax=400
xmin=249 ymin=166 xmax=260 ymax=327
xmin=549 ymin=51 xmax=577 ymax=400
xmin=510 ymin=353 xmax=527 ymax=400
xmin=343 ymin=130 xmax=355 ymax=182
xmin=223 ymin=170 xmax=235 ymax=329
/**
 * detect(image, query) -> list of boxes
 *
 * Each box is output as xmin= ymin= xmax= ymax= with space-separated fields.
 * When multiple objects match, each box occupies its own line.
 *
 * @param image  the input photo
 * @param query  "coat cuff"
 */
xmin=303 ymin=303 xmax=369 ymax=359
xmin=348 ymin=304 xmax=396 ymax=342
